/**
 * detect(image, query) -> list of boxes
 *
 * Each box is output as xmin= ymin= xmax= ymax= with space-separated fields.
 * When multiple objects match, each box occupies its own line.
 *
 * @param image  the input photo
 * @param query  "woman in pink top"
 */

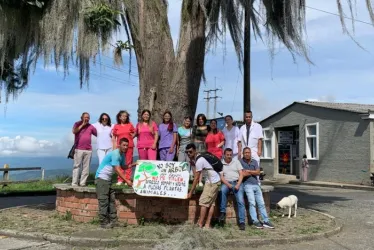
xmin=136 ymin=109 xmax=159 ymax=160
xmin=205 ymin=119 xmax=225 ymax=159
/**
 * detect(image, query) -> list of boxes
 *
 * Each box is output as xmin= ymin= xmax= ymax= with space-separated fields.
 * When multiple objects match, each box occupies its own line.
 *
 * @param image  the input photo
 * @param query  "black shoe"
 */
xmin=253 ymin=221 xmax=264 ymax=229
xmin=218 ymin=212 xmax=226 ymax=222
xmin=263 ymin=221 xmax=275 ymax=229
xmin=239 ymin=223 xmax=245 ymax=231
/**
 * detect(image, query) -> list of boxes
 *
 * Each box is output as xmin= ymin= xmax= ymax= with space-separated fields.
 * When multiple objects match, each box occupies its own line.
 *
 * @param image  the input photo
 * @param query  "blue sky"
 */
xmin=1 ymin=0 xmax=374 ymax=156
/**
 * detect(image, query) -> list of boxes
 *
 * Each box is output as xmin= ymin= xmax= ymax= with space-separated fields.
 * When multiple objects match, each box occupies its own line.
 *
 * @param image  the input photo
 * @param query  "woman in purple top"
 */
xmin=158 ymin=111 xmax=178 ymax=161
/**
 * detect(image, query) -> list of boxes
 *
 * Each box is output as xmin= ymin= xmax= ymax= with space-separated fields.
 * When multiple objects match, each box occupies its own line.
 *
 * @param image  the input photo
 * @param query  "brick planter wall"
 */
xmin=54 ymin=184 xmax=273 ymax=225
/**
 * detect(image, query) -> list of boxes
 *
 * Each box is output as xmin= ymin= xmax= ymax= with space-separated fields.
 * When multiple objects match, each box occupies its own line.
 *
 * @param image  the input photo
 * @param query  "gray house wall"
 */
xmin=260 ymin=103 xmax=370 ymax=184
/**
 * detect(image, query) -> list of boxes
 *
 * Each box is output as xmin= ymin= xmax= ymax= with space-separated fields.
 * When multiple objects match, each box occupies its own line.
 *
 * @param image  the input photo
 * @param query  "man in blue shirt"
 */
xmin=240 ymin=147 xmax=274 ymax=229
xmin=95 ymin=138 xmax=135 ymax=228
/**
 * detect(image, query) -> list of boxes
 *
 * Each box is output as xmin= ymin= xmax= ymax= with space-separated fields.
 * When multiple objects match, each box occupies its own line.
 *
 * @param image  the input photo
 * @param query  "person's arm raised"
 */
xmin=72 ymin=121 xmax=86 ymax=134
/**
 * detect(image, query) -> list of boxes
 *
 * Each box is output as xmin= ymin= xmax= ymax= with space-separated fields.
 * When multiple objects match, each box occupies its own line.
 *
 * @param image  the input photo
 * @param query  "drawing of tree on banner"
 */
xmin=179 ymin=162 xmax=189 ymax=171
xmin=134 ymin=162 xmax=159 ymax=188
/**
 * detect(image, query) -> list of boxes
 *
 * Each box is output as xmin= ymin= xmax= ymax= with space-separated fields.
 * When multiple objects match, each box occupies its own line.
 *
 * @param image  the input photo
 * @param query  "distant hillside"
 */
xmin=8 ymin=166 xmax=97 ymax=181
xmin=6 ymin=155 xmax=139 ymax=181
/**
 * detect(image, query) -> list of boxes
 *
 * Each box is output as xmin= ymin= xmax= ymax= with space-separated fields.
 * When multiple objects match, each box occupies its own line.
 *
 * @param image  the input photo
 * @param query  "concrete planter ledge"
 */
xmin=53 ymin=183 xmax=274 ymax=225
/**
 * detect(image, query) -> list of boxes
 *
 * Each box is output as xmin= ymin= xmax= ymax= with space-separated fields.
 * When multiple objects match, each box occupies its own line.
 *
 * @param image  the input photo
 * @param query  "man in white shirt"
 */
xmin=219 ymin=148 xmax=245 ymax=230
xmin=222 ymin=115 xmax=240 ymax=160
xmin=186 ymin=143 xmax=223 ymax=229
xmin=238 ymin=111 xmax=263 ymax=164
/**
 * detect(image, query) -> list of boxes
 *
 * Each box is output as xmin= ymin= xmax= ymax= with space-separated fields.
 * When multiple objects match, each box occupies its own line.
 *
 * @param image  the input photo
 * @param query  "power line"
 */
xmin=306 ymin=6 xmax=373 ymax=26
xmin=231 ymin=73 xmax=240 ymax=112
xmin=94 ymin=62 xmax=139 ymax=77
xmin=89 ymin=70 xmax=138 ymax=86
xmin=100 ymin=54 xmax=139 ymax=71
xmin=204 ymin=77 xmax=222 ymax=119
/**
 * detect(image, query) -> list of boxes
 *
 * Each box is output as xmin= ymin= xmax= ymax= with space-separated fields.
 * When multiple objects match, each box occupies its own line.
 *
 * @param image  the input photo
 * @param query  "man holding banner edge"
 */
xmin=95 ymin=138 xmax=137 ymax=229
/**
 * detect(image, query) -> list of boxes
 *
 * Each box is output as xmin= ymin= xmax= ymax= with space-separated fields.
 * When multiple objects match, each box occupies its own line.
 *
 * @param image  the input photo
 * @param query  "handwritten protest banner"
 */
xmin=133 ymin=161 xmax=190 ymax=199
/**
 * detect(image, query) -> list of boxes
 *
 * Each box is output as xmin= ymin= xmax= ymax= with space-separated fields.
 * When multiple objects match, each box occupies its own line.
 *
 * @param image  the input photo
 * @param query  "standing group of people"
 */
xmin=71 ymin=109 xmax=261 ymax=187
xmin=71 ymin=109 xmax=270 ymax=229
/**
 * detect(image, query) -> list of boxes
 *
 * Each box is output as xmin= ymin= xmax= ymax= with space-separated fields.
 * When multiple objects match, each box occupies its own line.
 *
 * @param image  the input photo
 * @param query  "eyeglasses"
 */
xmin=185 ymin=150 xmax=194 ymax=154
xmin=102 ymin=118 xmax=108 ymax=120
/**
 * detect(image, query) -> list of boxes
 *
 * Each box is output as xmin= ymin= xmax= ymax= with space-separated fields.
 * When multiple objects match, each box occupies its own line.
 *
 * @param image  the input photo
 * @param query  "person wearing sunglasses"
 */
xmin=93 ymin=113 xmax=114 ymax=164
xmin=186 ymin=143 xmax=223 ymax=229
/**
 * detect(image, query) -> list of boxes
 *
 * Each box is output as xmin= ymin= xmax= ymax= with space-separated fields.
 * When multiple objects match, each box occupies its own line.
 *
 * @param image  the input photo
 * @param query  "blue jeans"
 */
xmin=220 ymin=181 xmax=245 ymax=224
xmin=243 ymin=184 xmax=269 ymax=223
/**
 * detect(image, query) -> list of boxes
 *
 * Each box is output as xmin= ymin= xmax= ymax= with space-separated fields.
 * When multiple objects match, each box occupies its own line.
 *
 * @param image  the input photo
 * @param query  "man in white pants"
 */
xmin=238 ymin=111 xmax=263 ymax=183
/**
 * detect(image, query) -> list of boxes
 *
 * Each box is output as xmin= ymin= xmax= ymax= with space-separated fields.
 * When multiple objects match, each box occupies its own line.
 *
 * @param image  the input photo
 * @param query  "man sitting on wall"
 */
xmin=95 ymin=138 xmax=135 ymax=229
xmin=186 ymin=143 xmax=223 ymax=229
xmin=240 ymin=147 xmax=275 ymax=229
xmin=219 ymin=148 xmax=245 ymax=230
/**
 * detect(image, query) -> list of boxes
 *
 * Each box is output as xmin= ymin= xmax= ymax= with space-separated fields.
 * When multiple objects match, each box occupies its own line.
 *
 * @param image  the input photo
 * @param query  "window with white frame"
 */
xmin=262 ymin=128 xmax=273 ymax=158
xmin=305 ymin=123 xmax=319 ymax=159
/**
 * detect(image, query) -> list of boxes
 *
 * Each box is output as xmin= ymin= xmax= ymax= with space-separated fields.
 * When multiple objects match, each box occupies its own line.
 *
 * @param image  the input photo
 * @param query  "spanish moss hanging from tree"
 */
xmin=0 ymin=0 xmax=372 ymax=122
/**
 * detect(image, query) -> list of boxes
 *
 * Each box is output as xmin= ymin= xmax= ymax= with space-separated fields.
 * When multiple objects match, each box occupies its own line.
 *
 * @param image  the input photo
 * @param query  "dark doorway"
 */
xmin=276 ymin=126 xmax=299 ymax=176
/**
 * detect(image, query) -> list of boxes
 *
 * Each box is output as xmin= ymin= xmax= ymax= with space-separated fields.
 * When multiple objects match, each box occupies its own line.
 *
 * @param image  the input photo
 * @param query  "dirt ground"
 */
xmin=0 ymin=203 xmax=336 ymax=249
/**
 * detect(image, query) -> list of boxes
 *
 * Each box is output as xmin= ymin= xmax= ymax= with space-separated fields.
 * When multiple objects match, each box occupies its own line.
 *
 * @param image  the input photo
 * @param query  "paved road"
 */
xmin=0 ymin=186 xmax=373 ymax=249
xmin=0 ymin=195 xmax=56 ymax=209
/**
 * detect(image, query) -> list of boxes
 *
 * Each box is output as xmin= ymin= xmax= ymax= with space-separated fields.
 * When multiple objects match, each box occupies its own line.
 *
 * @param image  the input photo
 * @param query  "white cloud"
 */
xmin=0 ymin=135 xmax=63 ymax=156
xmin=305 ymin=95 xmax=336 ymax=103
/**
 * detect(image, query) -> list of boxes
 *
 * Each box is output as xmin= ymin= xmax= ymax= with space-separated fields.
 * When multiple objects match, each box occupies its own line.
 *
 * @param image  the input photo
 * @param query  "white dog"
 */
xmin=276 ymin=195 xmax=298 ymax=218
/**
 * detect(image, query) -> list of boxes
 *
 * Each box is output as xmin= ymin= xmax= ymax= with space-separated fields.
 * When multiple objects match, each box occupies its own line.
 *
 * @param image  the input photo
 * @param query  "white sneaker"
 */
xmin=116 ymin=182 xmax=123 ymax=186
xmin=198 ymin=182 xmax=204 ymax=187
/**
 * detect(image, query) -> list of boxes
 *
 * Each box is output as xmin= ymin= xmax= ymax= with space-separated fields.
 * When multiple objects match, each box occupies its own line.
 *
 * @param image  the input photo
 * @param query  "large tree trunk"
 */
xmin=125 ymin=0 xmax=205 ymax=124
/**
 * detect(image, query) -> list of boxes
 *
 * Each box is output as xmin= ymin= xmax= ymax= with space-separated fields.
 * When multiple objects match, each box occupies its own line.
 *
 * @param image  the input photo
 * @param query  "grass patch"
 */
xmin=0 ymin=205 xmax=335 ymax=245
xmin=0 ymin=180 xmax=56 ymax=194
xmin=298 ymin=226 xmax=323 ymax=234
xmin=247 ymin=228 xmax=267 ymax=236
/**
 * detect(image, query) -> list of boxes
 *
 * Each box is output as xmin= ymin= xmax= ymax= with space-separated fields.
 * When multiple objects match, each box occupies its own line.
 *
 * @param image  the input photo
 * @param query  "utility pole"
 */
xmin=243 ymin=8 xmax=251 ymax=120
xmin=203 ymin=90 xmax=210 ymax=118
xmin=204 ymin=77 xmax=222 ymax=119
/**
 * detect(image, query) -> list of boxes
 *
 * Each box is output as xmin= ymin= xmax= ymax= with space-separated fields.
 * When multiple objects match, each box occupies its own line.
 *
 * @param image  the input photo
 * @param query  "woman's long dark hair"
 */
xmin=98 ymin=113 xmax=112 ymax=127
xmin=116 ymin=110 xmax=130 ymax=124
xmin=163 ymin=111 xmax=174 ymax=132
xmin=141 ymin=109 xmax=152 ymax=124
xmin=184 ymin=116 xmax=192 ymax=128
xmin=208 ymin=119 xmax=218 ymax=134
xmin=196 ymin=113 xmax=207 ymax=127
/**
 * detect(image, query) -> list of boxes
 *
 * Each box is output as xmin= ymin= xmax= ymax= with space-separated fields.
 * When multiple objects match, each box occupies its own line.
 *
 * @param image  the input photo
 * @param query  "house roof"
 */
xmin=260 ymin=101 xmax=374 ymax=124
xmin=298 ymin=101 xmax=374 ymax=113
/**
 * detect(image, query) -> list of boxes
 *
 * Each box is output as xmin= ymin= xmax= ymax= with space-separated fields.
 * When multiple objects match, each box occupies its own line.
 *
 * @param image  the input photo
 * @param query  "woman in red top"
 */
xmin=136 ymin=109 xmax=159 ymax=160
xmin=112 ymin=110 xmax=135 ymax=185
xmin=205 ymin=119 xmax=225 ymax=159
